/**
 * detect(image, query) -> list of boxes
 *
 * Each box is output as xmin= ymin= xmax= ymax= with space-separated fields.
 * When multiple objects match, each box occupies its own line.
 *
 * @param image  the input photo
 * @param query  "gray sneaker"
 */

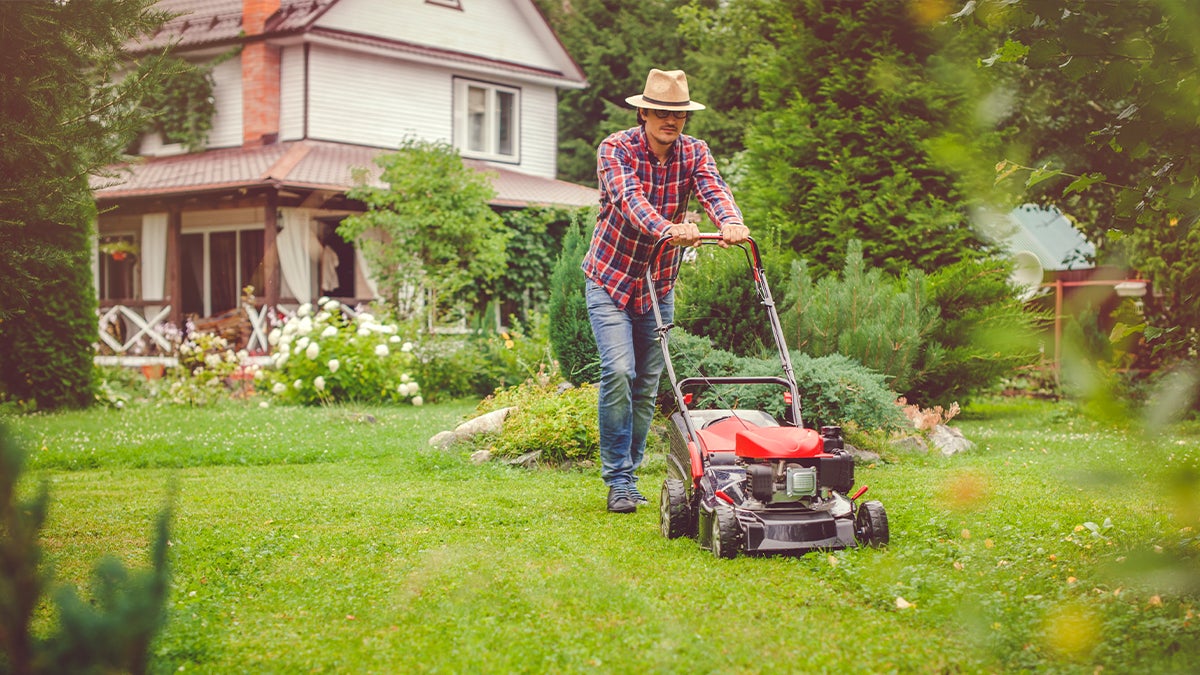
xmin=607 ymin=485 xmax=636 ymax=513
xmin=629 ymin=484 xmax=649 ymax=505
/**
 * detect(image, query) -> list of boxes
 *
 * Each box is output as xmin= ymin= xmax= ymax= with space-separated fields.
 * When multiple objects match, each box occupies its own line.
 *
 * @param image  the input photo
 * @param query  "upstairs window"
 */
xmin=454 ymin=78 xmax=519 ymax=163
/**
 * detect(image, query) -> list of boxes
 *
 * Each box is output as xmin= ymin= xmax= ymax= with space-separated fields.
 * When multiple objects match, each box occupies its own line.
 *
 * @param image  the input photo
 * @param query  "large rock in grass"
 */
xmin=428 ymin=407 xmax=515 ymax=450
xmin=929 ymin=424 xmax=975 ymax=456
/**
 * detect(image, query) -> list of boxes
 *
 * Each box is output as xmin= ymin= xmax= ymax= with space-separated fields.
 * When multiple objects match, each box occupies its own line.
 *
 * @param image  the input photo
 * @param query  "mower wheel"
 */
xmin=660 ymin=478 xmax=695 ymax=539
xmin=710 ymin=503 xmax=742 ymax=559
xmin=855 ymin=500 xmax=889 ymax=547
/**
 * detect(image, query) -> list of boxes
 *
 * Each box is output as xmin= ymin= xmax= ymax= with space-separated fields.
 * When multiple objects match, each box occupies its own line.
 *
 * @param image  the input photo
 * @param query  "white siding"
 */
xmin=307 ymin=45 xmax=559 ymax=177
xmin=207 ymin=56 xmax=243 ymax=148
xmin=316 ymin=0 xmax=564 ymax=73
xmin=518 ymin=84 xmax=557 ymax=179
xmin=280 ymin=45 xmax=306 ymax=141
xmin=307 ymin=45 xmax=451 ymax=149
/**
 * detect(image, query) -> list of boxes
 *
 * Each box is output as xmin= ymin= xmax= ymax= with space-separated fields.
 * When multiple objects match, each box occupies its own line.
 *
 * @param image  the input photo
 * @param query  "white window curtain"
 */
xmin=141 ymin=213 xmax=168 ymax=301
xmin=278 ymin=208 xmax=314 ymax=304
xmin=355 ymin=228 xmax=382 ymax=299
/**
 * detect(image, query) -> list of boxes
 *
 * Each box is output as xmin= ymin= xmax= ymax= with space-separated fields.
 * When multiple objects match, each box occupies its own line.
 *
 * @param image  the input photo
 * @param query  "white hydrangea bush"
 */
xmin=261 ymin=298 xmax=422 ymax=405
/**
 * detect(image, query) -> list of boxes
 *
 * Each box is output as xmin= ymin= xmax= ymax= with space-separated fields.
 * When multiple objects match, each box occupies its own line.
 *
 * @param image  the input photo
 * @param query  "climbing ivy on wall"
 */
xmin=136 ymin=50 xmax=236 ymax=151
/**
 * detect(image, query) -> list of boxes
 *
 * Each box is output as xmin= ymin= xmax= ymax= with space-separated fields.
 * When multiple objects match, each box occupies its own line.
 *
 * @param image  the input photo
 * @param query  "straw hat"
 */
xmin=624 ymin=68 xmax=706 ymax=111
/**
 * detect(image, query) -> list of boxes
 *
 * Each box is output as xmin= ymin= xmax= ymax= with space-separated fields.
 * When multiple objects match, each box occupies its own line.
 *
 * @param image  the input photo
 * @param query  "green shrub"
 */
xmin=404 ymin=315 xmax=556 ymax=402
xmin=476 ymin=379 xmax=599 ymax=463
xmin=790 ymin=240 xmax=936 ymax=394
xmin=907 ymin=257 xmax=1049 ymax=406
xmin=473 ymin=314 xmax=557 ymax=391
xmin=408 ymin=333 xmax=485 ymax=401
xmin=93 ymin=364 xmax=157 ymax=408
xmin=261 ymin=299 xmax=422 ymax=406
xmin=786 ymin=240 xmax=1049 ymax=408
xmin=547 ymin=215 xmax=600 ymax=385
xmin=660 ymin=330 xmax=905 ymax=432
xmin=675 ymin=243 xmax=792 ymax=356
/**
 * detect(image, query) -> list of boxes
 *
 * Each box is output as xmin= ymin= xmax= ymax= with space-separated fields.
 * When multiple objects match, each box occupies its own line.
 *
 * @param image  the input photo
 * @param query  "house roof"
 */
xmin=132 ymin=0 xmax=587 ymax=87
xmin=91 ymin=140 xmax=600 ymax=209
xmin=133 ymin=1 xmax=328 ymax=51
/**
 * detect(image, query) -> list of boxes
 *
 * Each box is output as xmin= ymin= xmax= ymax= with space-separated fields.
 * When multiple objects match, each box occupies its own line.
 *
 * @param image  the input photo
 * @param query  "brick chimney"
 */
xmin=242 ymin=0 xmax=281 ymax=146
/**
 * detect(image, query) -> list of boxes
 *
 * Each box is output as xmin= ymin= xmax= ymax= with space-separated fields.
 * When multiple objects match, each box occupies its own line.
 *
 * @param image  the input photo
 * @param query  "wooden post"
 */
xmin=167 ymin=207 xmax=183 ymax=327
xmin=1053 ymin=278 xmax=1064 ymax=376
xmin=263 ymin=190 xmax=280 ymax=309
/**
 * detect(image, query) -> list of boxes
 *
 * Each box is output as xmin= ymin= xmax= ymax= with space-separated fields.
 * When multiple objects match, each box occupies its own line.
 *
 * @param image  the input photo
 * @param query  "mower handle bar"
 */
xmin=677 ymin=376 xmax=794 ymax=391
xmin=648 ymin=233 xmax=762 ymax=269
xmin=646 ymin=231 xmax=805 ymax=437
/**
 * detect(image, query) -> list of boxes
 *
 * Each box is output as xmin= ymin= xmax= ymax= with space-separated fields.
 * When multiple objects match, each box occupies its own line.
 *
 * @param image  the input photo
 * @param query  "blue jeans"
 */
xmin=586 ymin=279 xmax=674 ymax=489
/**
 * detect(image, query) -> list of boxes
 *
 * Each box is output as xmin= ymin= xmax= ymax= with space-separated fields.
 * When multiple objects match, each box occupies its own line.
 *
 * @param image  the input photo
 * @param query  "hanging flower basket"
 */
xmin=99 ymin=240 xmax=139 ymax=262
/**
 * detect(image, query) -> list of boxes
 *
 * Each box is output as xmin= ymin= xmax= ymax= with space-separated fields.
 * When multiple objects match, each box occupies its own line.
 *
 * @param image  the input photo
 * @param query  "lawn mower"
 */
xmin=649 ymin=234 xmax=889 ymax=558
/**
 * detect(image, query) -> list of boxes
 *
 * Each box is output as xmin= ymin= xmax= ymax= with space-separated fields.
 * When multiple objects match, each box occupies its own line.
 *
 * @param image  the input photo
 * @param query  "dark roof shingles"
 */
xmin=93 ymin=141 xmax=599 ymax=208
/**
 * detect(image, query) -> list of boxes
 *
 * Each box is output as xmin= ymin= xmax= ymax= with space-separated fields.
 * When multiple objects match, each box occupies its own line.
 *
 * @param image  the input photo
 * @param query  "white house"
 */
xmin=92 ymin=0 xmax=596 ymax=354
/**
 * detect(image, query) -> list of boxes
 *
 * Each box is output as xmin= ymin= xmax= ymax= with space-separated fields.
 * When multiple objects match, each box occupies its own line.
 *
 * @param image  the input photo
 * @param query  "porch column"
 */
xmin=167 ymin=207 xmax=183 ymax=327
xmin=264 ymin=190 xmax=280 ymax=308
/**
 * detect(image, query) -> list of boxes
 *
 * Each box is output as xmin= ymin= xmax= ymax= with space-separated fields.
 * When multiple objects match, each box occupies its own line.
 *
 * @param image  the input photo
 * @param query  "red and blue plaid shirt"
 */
xmin=582 ymin=126 xmax=744 ymax=314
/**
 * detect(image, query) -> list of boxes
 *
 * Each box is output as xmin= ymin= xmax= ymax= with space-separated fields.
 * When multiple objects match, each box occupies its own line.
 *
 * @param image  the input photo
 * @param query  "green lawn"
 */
xmin=4 ymin=397 xmax=1198 ymax=673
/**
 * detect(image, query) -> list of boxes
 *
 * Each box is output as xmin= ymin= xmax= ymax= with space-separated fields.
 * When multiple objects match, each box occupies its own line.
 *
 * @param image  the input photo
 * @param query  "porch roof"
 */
xmin=90 ymin=140 xmax=599 ymax=209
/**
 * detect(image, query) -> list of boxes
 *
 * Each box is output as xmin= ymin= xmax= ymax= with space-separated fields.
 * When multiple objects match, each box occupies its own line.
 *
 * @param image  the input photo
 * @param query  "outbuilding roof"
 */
xmin=1003 ymin=204 xmax=1096 ymax=271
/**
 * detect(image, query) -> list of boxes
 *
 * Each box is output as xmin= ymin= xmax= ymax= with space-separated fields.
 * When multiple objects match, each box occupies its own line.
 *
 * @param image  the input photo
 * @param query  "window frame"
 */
xmin=179 ymin=224 xmax=265 ymax=318
xmin=452 ymin=77 xmax=521 ymax=164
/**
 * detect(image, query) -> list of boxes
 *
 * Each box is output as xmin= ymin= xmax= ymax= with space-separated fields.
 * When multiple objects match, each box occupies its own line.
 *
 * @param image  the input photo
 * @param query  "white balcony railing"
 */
xmin=95 ymin=299 xmax=369 ymax=366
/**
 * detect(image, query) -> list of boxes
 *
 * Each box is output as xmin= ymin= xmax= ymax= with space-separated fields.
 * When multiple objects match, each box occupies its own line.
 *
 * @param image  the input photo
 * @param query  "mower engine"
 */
xmin=681 ymin=419 xmax=880 ymax=556
xmin=704 ymin=426 xmax=854 ymax=512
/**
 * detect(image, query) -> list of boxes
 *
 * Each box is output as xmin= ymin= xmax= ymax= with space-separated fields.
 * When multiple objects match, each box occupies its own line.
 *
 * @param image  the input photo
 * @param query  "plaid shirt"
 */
xmin=582 ymin=126 xmax=743 ymax=313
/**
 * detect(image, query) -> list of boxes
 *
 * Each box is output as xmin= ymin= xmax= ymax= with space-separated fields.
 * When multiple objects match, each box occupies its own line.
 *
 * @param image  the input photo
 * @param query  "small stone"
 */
xmin=429 ymin=430 xmax=457 ymax=450
xmin=470 ymin=449 xmax=492 ymax=464
xmin=844 ymin=442 xmax=881 ymax=463
xmin=890 ymin=435 xmax=928 ymax=453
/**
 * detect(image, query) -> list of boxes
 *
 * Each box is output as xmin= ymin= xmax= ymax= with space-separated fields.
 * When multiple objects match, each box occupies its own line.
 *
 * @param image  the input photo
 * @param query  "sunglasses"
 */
xmin=650 ymin=110 xmax=690 ymax=120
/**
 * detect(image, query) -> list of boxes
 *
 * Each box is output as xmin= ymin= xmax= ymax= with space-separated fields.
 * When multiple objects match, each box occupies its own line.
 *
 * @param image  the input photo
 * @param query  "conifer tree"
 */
xmin=547 ymin=216 xmax=600 ymax=386
xmin=0 ymin=0 xmax=176 ymax=409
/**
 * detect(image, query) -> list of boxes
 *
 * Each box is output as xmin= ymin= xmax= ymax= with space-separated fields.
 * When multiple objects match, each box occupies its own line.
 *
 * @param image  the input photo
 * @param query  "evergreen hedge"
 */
xmin=0 ymin=215 xmax=97 ymax=410
xmin=907 ymin=257 xmax=1049 ymax=406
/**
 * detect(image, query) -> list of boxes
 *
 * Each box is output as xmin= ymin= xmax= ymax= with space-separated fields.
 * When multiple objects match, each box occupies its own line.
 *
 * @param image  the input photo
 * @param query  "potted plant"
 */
xmin=99 ymin=239 xmax=139 ymax=262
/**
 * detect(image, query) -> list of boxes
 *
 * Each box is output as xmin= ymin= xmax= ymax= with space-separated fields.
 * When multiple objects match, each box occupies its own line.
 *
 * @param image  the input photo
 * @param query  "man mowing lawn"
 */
xmin=582 ymin=68 xmax=749 ymax=514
